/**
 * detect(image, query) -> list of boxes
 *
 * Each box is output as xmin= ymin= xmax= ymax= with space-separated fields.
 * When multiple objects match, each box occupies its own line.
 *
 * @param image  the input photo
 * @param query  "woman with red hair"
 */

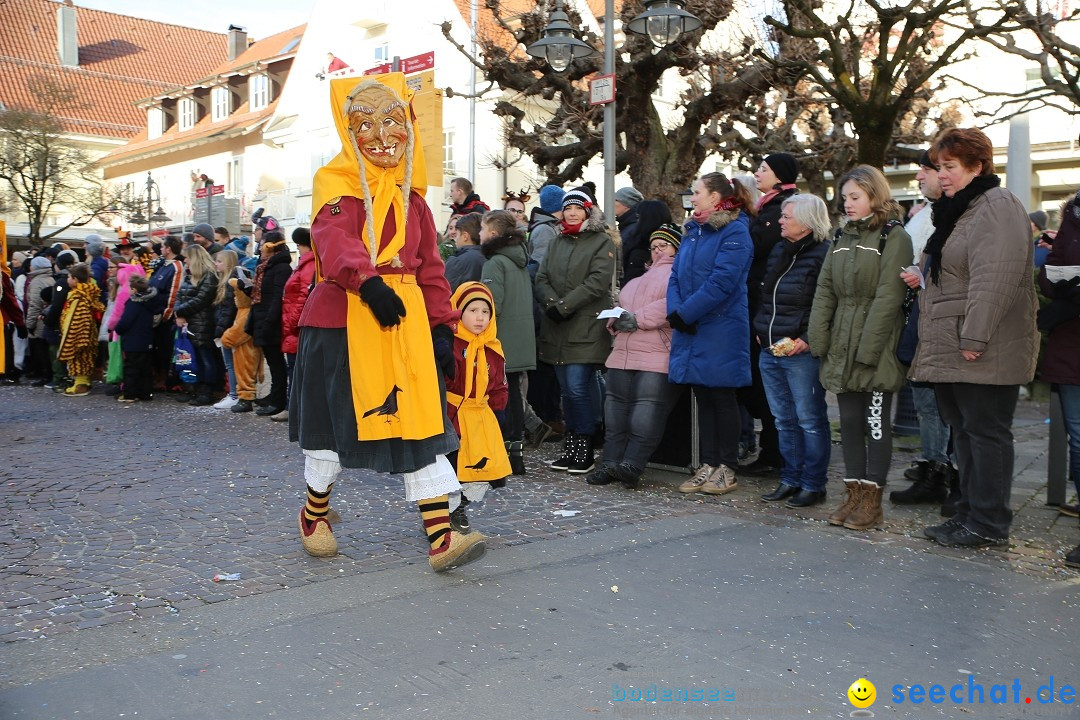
xmin=910 ymin=127 xmax=1039 ymax=548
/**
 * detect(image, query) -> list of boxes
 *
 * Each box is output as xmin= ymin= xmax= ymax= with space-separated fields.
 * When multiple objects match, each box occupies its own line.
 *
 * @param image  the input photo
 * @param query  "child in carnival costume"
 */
xmin=445 ymin=282 xmax=512 ymax=533
xmin=290 ymin=72 xmax=487 ymax=572
xmin=58 ymin=263 xmax=105 ymax=396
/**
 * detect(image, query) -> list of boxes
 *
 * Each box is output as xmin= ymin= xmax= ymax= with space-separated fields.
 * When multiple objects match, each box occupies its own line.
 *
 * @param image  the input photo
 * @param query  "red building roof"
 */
xmin=0 ymin=0 xmax=228 ymax=138
xmin=101 ymin=25 xmax=304 ymax=169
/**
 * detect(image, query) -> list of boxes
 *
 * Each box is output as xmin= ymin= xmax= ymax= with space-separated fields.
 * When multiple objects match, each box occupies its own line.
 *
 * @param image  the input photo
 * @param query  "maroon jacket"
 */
xmin=281 ymin=251 xmax=316 ymax=355
xmin=1 ymin=273 xmax=26 ymax=329
xmin=1038 ymin=200 xmax=1080 ymax=385
xmin=299 ymin=193 xmax=454 ymax=330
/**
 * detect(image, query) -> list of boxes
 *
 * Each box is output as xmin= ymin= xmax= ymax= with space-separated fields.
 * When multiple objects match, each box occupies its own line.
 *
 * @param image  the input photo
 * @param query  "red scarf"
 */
xmin=756 ymin=183 xmax=798 ymax=212
xmin=560 ymin=219 xmax=584 ymax=235
xmin=691 ymin=196 xmax=742 ymax=224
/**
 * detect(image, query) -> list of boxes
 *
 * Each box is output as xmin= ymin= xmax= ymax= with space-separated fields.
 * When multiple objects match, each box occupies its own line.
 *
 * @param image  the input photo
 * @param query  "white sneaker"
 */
xmin=213 ymin=395 xmax=239 ymax=410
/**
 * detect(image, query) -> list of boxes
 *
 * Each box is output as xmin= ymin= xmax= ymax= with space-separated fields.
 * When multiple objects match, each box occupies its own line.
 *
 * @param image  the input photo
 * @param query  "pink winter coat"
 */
xmin=108 ymin=263 xmax=147 ymax=338
xmin=605 ymin=253 xmax=674 ymax=374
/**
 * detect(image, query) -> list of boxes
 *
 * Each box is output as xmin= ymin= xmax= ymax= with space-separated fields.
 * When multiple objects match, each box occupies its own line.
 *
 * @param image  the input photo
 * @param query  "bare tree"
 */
xmin=964 ymin=1 xmax=1080 ymax=119
xmin=441 ymin=0 xmax=789 ymax=209
xmin=0 ymin=75 xmax=121 ymax=247
xmin=758 ymin=0 xmax=1021 ymax=168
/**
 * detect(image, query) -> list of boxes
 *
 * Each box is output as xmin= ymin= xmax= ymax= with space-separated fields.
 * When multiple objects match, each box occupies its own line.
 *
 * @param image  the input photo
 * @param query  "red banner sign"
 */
xmin=402 ymin=51 xmax=434 ymax=74
xmin=364 ymin=51 xmax=435 ymax=76
xmin=195 ymin=185 xmax=225 ymax=198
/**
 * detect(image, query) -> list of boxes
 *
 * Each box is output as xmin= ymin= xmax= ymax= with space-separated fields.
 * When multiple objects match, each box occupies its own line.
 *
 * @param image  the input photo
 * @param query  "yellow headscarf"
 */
xmin=450 ymin=282 xmax=503 ymax=401
xmin=311 ymin=73 xmax=428 ymax=267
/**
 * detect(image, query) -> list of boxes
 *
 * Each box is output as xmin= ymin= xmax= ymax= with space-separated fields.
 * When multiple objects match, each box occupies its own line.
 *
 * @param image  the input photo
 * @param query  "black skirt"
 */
xmin=289 ymin=327 xmax=458 ymax=473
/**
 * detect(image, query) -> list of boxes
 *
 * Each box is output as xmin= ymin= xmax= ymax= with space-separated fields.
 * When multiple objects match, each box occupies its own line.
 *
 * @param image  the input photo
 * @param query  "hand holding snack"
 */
xmin=770 ymin=337 xmax=797 ymax=357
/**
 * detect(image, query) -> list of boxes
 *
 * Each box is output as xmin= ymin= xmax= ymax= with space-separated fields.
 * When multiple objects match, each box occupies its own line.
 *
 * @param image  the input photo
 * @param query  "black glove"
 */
xmin=667 ymin=311 xmax=697 ymax=335
xmin=545 ymin=306 xmax=565 ymax=323
xmin=359 ymin=276 xmax=406 ymax=328
xmin=15 ymin=325 xmax=28 ymax=339
xmin=1053 ymin=276 xmax=1080 ymax=302
xmin=432 ymin=323 xmax=455 ymax=380
xmin=612 ymin=310 xmax=638 ymax=332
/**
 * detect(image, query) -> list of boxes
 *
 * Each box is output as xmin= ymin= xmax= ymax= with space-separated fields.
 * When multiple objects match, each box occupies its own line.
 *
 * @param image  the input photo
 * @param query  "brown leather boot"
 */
xmin=844 ymin=482 xmax=884 ymax=530
xmin=828 ymin=480 xmax=862 ymax=526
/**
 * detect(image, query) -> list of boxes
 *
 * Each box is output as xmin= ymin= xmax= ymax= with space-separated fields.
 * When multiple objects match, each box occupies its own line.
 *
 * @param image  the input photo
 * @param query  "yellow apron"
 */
xmin=448 ymin=391 xmax=512 ymax=482
xmin=344 ymin=274 xmax=444 ymax=441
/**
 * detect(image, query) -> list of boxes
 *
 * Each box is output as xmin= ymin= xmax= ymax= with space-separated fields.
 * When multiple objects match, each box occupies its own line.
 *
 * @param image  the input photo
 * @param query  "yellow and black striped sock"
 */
xmin=303 ymin=484 xmax=333 ymax=524
xmin=418 ymin=495 xmax=451 ymax=551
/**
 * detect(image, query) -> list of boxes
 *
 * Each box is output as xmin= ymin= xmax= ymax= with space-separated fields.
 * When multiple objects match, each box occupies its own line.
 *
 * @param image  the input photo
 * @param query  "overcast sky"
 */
xmin=75 ymin=0 xmax=317 ymax=39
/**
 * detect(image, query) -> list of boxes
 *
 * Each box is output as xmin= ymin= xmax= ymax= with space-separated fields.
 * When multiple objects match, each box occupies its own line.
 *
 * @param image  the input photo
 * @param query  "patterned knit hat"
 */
xmin=453 ymin=281 xmax=495 ymax=315
xmin=650 ymin=223 xmax=683 ymax=251
xmin=562 ymin=186 xmax=595 ymax=210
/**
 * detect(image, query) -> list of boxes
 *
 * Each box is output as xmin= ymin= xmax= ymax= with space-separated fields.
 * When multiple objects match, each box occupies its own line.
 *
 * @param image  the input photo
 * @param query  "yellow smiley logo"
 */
xmin=847 ymin=678 xmax=876 ymax=708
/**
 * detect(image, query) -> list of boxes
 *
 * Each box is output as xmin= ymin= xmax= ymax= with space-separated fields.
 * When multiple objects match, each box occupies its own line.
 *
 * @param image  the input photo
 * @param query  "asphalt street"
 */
xmin=1 ymin=383 xmax=1078 ymax=719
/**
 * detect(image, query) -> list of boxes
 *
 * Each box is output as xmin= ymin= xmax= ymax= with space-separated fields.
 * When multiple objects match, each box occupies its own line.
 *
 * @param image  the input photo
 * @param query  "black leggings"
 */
xmin=498 ymin=371 xmax=525 ymax=441
xmin=694 ymin=385 xmax=740 ymax=468
xmin=263 ymin=345 xmax=288 ymax=408
xmin=836 ymin=391 xmax=893 ymax=486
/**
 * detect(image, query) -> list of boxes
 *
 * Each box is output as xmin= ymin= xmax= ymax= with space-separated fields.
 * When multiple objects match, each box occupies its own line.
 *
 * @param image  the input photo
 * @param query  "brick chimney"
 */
xmin=227 ymin=24 xmax=247 ymax=61
xmin=57 ymin=0 xmax=78 ymax=67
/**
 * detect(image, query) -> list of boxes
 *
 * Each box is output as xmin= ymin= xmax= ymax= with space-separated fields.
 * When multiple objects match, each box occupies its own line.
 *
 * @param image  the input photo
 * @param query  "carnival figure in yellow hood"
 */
xmin=289 ymin=73 xmax=486 ymax=572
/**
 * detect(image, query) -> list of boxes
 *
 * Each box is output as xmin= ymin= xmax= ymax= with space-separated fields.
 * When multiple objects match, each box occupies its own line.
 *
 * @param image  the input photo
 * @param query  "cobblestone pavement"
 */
xmin=1 ymin=383 xmax=1077 ymax=644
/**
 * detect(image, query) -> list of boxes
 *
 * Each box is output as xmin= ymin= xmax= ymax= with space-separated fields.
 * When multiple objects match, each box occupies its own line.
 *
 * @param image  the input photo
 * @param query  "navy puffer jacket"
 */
xmin=753 ymin=233 xmax=831 ymax=347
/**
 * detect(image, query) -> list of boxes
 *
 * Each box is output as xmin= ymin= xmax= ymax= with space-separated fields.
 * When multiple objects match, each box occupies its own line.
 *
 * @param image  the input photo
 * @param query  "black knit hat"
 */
xmin=918 ymin=150 xmax=936 ymax=169
xmin=292 ymin=227 xmax=312 ymax=248
xmin=763 ymin=153 xmax=799 ymax=184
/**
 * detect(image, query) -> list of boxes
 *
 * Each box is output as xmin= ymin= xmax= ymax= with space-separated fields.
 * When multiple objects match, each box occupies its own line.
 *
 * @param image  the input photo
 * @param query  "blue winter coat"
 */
xmin=667 ymin=209 xmax=753 ymax=388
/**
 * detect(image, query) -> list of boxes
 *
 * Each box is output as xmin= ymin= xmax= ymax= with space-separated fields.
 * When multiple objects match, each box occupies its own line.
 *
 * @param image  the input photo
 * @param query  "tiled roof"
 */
xmin=100 ymin=98 xmax=280 ymax=168
xmin=0 ymin=0 xmax=228 ymax=137
xmin=140 ymin=24 xmax=305 ymax=100
xmin=103 ymin=26 xmax=304 ymax=169
xmin=208 ymin=24 xmax=305 ymax=78
xmin=451 ymin=0 xmax=533 ymax=47
xmin=449 ymin=0 xmax=624 ymax=55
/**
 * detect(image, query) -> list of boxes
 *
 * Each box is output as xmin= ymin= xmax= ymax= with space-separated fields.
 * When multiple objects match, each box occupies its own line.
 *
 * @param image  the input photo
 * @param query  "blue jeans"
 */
xmin=1057 ymin=384 xmax=1080 ymax=497
xmin=603 ymin=369 xmax=682 ymax=468
xmin=759 ymin=351 xmax=831 ymax=492
xmin=911 ymin=383 xmax=950 ymax=464
xmin=222 ymin=346 xmax=237 ymax=399
xmin=554 ymin=363 xmax=603 ymax=435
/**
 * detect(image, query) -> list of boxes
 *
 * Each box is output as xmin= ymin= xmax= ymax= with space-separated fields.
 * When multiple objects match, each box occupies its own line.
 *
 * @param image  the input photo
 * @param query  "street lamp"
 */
xmin=526 ymin=0 xmax=701 ymax=227
xmin=625 ymin=0 xmax=702 ymax=48
xmin=128 ymin=171 xmax=171 ymax=238
xmin=525 ymin=0 xmax=596 ymax=72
